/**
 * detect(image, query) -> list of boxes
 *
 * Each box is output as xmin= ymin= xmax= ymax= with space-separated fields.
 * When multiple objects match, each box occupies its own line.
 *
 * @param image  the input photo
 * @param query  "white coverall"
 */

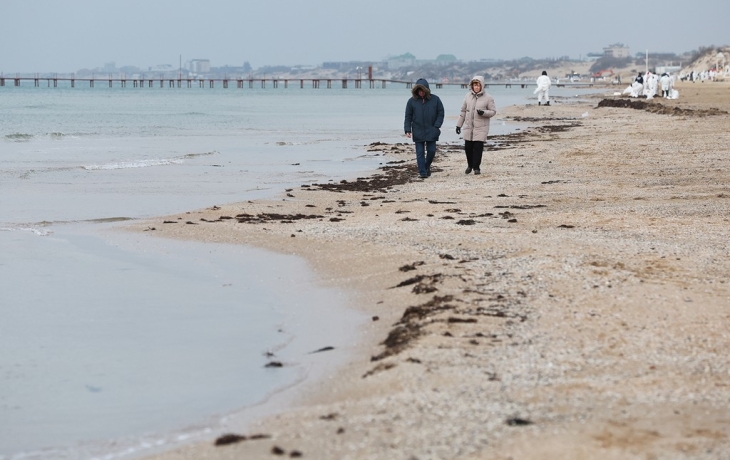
xmin=534 ymin=75 xmax=551 ymax=104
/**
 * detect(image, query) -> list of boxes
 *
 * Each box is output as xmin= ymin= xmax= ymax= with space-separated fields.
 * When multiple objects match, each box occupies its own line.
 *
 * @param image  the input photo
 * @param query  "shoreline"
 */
xmin=129 ymin=82 xmax=730 ymax=459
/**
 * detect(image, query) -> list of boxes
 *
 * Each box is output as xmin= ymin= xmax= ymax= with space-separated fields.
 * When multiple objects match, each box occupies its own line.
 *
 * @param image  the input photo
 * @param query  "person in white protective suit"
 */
xmin=660 ymin=73 xmax=671 ymax=98
xmin=623 ymin=72 xmax=644 ymax=97
xmin=644 ymin=71 xmax=658 ymax=99
xmin=534 ymin=70 xmax=551 ymax=106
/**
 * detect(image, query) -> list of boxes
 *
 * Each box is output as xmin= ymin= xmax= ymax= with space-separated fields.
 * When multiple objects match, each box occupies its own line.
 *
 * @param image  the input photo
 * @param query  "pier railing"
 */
xmin=0 ymin=74 xmax=597 ymax=90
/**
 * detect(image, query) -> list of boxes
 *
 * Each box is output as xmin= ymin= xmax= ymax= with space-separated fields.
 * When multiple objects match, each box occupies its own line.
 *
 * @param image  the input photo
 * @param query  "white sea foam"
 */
xmin=82 ymin=158 xmax=184 ymax=170
xmin=82 ymin=151 xmax=217 ymax=170
xmin=0 ymin=226 xmax=53 ymax=236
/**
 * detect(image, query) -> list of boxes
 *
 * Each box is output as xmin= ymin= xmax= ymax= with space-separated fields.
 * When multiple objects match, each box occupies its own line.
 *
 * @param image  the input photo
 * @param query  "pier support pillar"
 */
xmin=342 ymin=79 xmax=347 ymax=89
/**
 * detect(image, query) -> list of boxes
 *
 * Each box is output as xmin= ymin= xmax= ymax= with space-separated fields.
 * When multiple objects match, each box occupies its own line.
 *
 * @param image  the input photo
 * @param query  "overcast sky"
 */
xmin=2 ymin=0 xmax=727 ymax=73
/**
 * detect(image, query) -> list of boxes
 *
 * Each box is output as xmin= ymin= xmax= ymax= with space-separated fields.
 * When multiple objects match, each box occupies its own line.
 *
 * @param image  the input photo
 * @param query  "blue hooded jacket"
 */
xmin=404 ymin=79 xmax=445 ymax=142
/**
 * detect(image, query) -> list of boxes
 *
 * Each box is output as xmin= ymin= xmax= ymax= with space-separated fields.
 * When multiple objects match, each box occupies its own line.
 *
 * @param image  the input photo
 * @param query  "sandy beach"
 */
xmin=128 ymin=80 xmax=730 ymax=459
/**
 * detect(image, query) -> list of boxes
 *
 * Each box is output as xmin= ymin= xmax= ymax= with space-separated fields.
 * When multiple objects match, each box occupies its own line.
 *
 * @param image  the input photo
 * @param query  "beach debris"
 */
xmin=456 ymin=219 xmax=477 ymax=225
xmin=506 ymin=417 xmax=534 ymax=426
xmin=144 ymin=226 xmax=156 ymax=231
xmin=162 ymin=220 xmax=177 ymax=224
xmin=372 ymin=316 xmax=380 ymax=321
xmin=235 ymin=212 xmax=324 ymax=224
xmin=265 ymin=361 xmax=283 ymax=368
xmin=309 ymin=346 xmax=335 ymax=354
xmin=428 ymin=199 xmax=456 ymax=204
xmin=272 ymin=446 xmax=286 ymax=455
xmin=362 ymin=362 xmax=397 ymax=378
xmin=185 ymin=221 xmax=197 ymax=225
xmin=399 ymin=261 xmax=425 ymax=272
xmin=320 ymin=412 xmax=339 ymax=420
xmin=400 ymin=217 xmax=418 ymax=222
xmin=439 ymin=254 xmax=455 ymax=260
xmin=290 ymin=451 xmax=303 ymax=457
xmin=214 ymin=434 xmax=246 ymax=445
xmin=372 ymin=295 xmax=455 ymax=361
xmin=494 ymin=204 xmax=546 ymax=209
xmin=447 ymin=317 xmax=478 ymax=323
xmin=597 ymin=98 xmax=727 ymax=116
xmin=558 ymin=224 xmax=575 ymax=229
xmin=214 ymin=433 xmax=271 ymax=446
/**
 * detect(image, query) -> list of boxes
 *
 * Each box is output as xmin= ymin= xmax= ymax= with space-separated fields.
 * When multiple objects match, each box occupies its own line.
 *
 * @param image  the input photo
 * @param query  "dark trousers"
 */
xmin=414 ymin=141 xmax=436 ymax=176
xmin=464 ymin=140 xmax=484 ymax=170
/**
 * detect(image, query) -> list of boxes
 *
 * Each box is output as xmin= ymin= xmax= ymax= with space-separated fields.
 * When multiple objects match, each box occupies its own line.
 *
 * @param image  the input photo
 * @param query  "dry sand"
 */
xmin=129 ymin=80 xmax=730 ymax=459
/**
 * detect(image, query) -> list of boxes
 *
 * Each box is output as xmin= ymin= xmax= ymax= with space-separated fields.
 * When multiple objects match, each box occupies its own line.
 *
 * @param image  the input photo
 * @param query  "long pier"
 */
xmin=0 ymin=75 xmax=596 ymax=90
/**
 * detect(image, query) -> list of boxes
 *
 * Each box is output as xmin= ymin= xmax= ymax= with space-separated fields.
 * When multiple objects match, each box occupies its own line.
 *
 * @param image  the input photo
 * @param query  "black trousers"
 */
xmin=464 ymin=140 xmax=484 ymax=170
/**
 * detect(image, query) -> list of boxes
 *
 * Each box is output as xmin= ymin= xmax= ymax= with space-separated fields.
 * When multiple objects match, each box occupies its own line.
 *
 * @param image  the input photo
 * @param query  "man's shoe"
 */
xmin=545 ymin=101 xmax=550 ymax=106
xmin=474 ymin=169 xmax=481 ymax=175
xmin=465 ymin=167 xmax=472 ymax=174
xmin=538 ymin=102 xmax=541 ymax=106
xmin=419 ymin=174 xmax=428 ymax=179
xmin=426 ymin=168 xmax=431 ymax=177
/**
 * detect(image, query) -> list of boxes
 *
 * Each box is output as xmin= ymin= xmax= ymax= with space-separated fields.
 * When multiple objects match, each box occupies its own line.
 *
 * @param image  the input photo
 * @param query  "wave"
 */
xmin=1 ymin=217 xmax=134 ymax=234
xmin=180 ymin=151 xmax=217 ymax=159
xmin=83 ymin=151 xmax=218 ymax=170
xmin=82 ymin=158 xmax=185 ymax=170
xmin=0 ymin=225 xmax=53 ymax=236
xmin=4 ymin=133 xmax=34 ymax=142
xmin=47 ymin=132 xmax=85 ymax=140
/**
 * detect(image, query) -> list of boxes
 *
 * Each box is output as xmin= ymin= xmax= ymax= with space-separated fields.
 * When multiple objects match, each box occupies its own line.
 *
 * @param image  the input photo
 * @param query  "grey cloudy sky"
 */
xmin=2 ymin=0 xmax=727 ymax=73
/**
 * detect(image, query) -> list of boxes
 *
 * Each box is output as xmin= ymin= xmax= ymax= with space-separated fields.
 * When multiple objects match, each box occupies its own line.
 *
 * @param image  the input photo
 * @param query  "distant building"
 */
xmin=148 ymin=64 xmax=175 ymax=73
xmin=603 ymin=43 xmax=631 ymax=58
xmin=387 ymin=52 xmax=416 ymax=70
xmin=189 ymin=59 xmax=211 ymax=73
xmin=435 ymin=54 xmax=457 ymax=65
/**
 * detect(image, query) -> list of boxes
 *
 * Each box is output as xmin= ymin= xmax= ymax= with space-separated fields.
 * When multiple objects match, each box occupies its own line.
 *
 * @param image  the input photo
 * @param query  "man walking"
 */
xmin=404 ymin=78 xmax=444 ymax=178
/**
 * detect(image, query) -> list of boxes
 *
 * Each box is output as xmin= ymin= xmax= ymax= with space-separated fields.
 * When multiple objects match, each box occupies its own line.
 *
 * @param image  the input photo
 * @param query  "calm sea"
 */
xmin=0 ymin=81 xmax=597 ymax=459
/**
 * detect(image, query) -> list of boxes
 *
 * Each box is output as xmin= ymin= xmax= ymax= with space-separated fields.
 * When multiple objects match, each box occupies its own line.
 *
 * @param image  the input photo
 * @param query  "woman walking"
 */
xmin=456 ymin=76 xmax=496 ymax=175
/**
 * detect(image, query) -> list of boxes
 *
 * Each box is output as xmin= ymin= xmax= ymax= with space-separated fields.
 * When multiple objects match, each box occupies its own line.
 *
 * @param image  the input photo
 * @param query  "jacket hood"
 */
xmin=412 ymin=78 xmax=431 ymax=99
xmin=469 ymin=75 xmax=485 ymax=94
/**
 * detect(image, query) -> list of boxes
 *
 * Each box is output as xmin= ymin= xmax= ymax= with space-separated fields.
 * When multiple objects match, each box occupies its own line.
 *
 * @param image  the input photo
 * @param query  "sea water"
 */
xmin=0 ymin=82 xmax=598 ymax=459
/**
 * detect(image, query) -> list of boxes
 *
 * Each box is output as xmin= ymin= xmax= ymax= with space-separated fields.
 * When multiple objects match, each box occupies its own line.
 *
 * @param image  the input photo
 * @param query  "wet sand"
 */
xmin=130 ymin=80 xmax=730 ymax=459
